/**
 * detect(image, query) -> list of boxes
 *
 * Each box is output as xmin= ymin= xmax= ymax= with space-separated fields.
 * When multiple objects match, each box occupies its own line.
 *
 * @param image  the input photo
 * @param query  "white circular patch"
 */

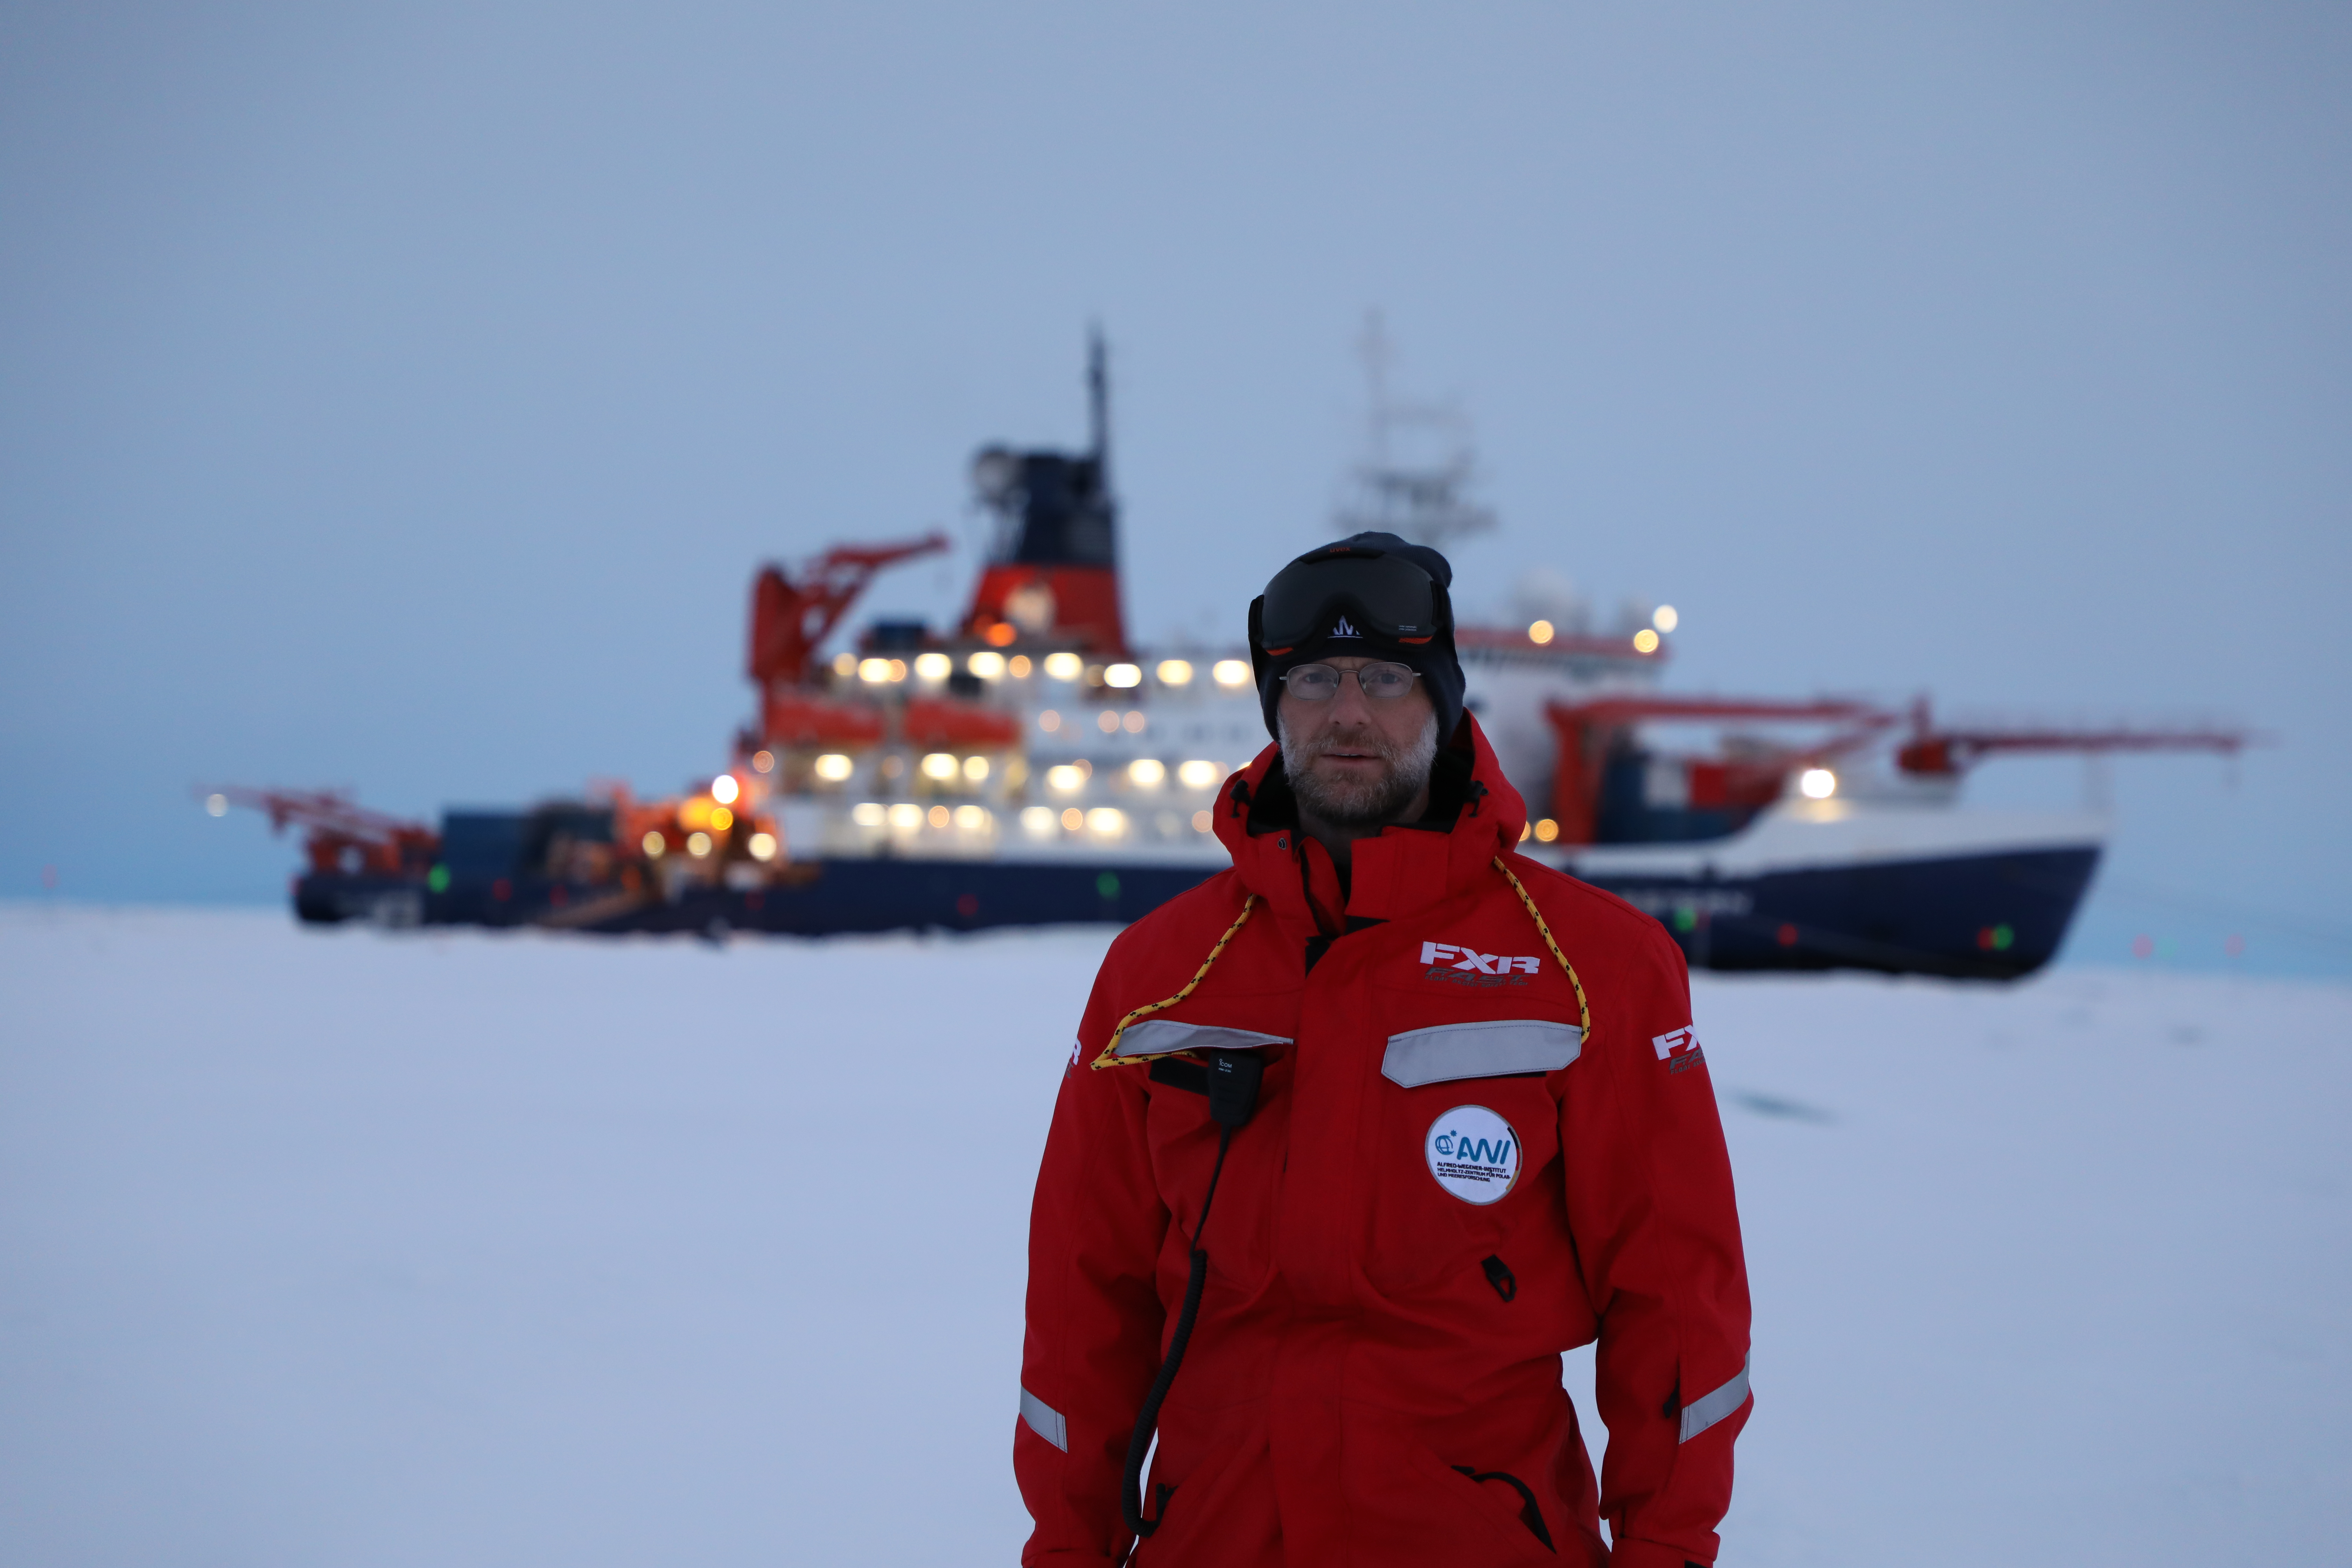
xmin=1424 ymin=1105 xmax=1521 ymax=1205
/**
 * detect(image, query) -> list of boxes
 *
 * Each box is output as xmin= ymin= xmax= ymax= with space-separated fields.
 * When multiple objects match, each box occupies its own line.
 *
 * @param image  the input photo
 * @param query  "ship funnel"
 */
xmin=960 ymin=332 xmax=1128 ymax=655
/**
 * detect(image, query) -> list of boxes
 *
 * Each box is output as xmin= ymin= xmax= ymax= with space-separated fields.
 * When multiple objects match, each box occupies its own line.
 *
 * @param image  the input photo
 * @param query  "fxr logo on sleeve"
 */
xmin=1652 ymin=1026 xmax=1707 ymax=1074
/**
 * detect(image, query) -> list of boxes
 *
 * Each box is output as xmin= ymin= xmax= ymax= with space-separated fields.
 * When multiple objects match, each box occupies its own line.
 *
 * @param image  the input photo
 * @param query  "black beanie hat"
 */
xmin=1248 ymin=531 xmax=1466 ymax=746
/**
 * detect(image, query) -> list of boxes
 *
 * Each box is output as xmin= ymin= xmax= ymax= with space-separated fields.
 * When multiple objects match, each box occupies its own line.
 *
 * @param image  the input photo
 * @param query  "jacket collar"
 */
xmin=1212 ymin=714 xmax=1527 ymax=935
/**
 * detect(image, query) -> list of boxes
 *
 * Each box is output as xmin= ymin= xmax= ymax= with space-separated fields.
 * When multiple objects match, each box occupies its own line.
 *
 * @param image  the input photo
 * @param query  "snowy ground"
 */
xmin=2 ymin=905 xmax=2345 ymax=1566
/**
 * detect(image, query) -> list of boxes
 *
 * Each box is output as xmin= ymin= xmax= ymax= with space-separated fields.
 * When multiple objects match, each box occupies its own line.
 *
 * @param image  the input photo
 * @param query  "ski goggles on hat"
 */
xmin=1257 ymin=548 xmax=1441 ymax=654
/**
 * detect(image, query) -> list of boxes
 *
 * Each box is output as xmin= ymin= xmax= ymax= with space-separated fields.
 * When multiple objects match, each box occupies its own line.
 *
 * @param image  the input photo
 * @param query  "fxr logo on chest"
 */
xmin=1419 ymin=941 xmax=1541 ymax=975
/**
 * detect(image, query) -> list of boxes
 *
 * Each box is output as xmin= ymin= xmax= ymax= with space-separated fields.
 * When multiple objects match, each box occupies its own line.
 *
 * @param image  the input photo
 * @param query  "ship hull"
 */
xmin=298 ymin=858 xmax=1223 ymax=939
xmin=296 ymin=821 xmax=2101 ymax=978
xmin=1573 ymin=844 xmax=2100 ymax=980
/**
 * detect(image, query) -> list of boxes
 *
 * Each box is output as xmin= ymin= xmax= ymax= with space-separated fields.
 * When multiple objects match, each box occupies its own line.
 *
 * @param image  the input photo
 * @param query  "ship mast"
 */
xmin=1333 ymin=312 xmax=1497 ymax=550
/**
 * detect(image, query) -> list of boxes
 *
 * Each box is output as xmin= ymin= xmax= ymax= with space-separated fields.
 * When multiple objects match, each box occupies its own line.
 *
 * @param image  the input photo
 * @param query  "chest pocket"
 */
xmin=1362 ymin=1011 xmax=1577 ymax=1298
xmin=1382 ymin=1020 xmax=1583 ymax=1087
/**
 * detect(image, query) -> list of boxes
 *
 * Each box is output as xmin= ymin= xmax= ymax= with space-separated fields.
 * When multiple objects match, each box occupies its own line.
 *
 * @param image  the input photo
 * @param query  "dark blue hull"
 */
xmin=1575 ymin=844 xmax=2101 ymax=980
xmin=298 ymin=840 xmax=2099 ymax=979
xmin=298 ymin=858 xmax=1223 ymax=938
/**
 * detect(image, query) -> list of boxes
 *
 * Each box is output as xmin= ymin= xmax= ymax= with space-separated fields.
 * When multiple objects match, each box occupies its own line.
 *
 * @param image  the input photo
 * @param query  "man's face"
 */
xmin=1276 ymin=656 xmax=1440 ymax=828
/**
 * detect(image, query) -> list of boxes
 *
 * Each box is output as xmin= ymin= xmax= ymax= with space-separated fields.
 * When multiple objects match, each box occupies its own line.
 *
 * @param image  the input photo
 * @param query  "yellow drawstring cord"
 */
xmin=1492 ymin=855 xmax=1592 ymax=1038
xmin=1088 ymin=854 xmax=1587 ymax=1069
xmin=1090 ymin=895 xmax=1260 ymax=1069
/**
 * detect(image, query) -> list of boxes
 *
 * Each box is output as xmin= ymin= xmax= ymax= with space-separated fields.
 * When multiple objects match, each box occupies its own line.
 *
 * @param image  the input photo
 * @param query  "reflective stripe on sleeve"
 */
xmin=1678 ymin=1356 xmax=1751 ymax=1443
xmin=1020 ymin=1385 xmax=1069 ymax=1452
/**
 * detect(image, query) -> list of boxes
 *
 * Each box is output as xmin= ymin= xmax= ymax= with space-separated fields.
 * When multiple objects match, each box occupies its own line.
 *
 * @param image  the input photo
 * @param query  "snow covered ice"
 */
xmin=2 ymin=905 xmax=2345 ymax=1565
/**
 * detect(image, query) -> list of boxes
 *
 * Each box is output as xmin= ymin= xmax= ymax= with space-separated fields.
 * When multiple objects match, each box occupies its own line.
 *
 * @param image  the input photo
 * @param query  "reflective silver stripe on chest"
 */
xmin=1381 ymin=1018 xmax=1584 ymax=1088
xmin=1113 ymin=1019 xmax=1292 ymax=1059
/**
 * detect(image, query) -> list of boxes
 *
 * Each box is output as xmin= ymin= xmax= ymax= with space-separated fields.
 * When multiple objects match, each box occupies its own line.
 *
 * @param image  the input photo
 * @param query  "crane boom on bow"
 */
xmin=748 ymin=532 xmax=952 ymax=690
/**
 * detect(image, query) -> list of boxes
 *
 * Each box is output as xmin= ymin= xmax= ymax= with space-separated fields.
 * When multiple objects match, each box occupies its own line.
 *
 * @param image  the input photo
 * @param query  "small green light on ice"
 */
xmin=427 ymin=865 xmax=450 ymax=893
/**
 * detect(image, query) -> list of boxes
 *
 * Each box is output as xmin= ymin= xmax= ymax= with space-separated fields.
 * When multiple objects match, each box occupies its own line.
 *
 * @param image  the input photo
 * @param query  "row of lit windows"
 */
xmin=1525 ymin=606 xmax=1678 ymax=649
xmin=807 ymin=752 xmax=1227 ymax=791
xmin=846 ymin=802 xmax=1218 ymax=837
xmin=641 ymin=828 xmax=779 ymax=861
xmin=1038 ymin=708 xmax=1153 ymax=735
xmin=834 ymin=651 xmax=1253 ymax=688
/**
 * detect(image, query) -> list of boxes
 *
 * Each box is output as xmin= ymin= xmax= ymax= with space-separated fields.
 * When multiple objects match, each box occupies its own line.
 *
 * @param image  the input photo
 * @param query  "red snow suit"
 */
xmin=1016 ymin=717 xmax=1750 ymax=1567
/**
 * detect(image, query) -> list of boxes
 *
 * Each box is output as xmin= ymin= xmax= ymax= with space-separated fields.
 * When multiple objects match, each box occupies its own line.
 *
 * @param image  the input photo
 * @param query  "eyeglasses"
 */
xmin=1278 ymin=662 xmax=1422 ymax=701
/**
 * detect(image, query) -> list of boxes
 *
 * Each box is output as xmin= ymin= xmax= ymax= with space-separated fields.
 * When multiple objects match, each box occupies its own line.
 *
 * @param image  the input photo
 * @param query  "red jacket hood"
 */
xmin=1211 ymin=713 xmax=1530 ymax=934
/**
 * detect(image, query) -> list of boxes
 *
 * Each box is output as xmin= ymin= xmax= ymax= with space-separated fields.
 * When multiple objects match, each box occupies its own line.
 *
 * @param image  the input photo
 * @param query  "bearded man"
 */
xmin=1015 ymin=533 xmax=1751 ymax=1568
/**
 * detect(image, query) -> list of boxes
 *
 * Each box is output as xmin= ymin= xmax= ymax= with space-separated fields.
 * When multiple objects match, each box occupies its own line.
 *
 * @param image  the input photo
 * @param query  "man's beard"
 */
xmin=1277 ymin=709 xmax=1441 ymax=829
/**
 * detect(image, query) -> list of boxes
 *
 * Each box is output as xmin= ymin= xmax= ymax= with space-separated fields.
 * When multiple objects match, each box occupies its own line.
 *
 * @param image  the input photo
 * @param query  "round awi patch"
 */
xmin=1424 ymin=1105 xmax=1521 ymax=1205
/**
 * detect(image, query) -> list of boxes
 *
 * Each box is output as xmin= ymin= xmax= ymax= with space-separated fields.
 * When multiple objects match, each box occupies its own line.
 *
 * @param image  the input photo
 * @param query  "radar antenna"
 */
xmin=1332 ymin=311 xmax=1497 ymax=549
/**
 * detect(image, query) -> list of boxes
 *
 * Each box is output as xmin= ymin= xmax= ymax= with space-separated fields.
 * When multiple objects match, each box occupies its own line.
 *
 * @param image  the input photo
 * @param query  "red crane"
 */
xmin=199 ymin=786 xmax=439 ymax=876
xmin=1540 ymin=693 xmax=2254 ymax=846
xmin=747 ymin=532 xmax=951 ymax=690
xmin=1895 ymin=700 xmax=2250 ymax=775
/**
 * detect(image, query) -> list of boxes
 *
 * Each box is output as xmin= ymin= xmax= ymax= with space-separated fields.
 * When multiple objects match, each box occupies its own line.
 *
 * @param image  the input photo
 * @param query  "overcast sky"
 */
xmin=3 ymin=2 xmax=2345 ymax=971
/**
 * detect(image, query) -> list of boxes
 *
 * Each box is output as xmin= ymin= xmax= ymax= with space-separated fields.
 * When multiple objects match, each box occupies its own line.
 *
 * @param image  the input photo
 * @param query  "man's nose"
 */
xmin=1328 ymin=673 xmax=1376 ymax=726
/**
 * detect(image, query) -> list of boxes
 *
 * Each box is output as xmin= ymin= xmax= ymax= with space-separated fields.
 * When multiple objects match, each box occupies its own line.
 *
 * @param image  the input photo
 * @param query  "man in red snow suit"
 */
xmin=1016 ymin=533 xmax=1750 ymax=1567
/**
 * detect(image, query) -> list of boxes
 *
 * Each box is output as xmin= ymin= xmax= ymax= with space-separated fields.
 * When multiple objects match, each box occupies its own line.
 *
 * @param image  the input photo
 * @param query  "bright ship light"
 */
xmin=1799 ymin=768 xmax=1837 ymax=800
xmin=1044 ymin=652 xmax=1084 ymax=681
xmin=1086 ymin=807 xmax=1126 ymax=835
xmin=887 ymin=803 xmax=923 ymax=828
xmin=1632 ymin=629 xmax=1661 ymax=654
xmin=1105 ymin=663 xmax=1142 ymax=688
xmin=1654 ymin=604 xmax=1679 ymax=633
xmin=747 ymin=832 xmax=778 ymax=861
xmin=1128 ymin=759 xmax=1166 ymax=786
xmin=1212 ymin=659 xmax=1251 ymax=688
xmin=920 ymin=752 xmax=959 ymax=780
xmin=814 ymin=753 xmax=854 ymax=782
xmin=1046 ymin=765 xmax=1086 ymax=793
xmin=1156 ymin=660 xmax=1193 ymax=685
xmin=1528 ymin=620 xmax=1554 ymax=645
xmin=710 ymin=774 xmax=740 ymax=805
xmin=858 ymin=658 xmax=892 ymax=684
xmin=1177 ymin=760 xmax=1221 ymax=789
xmin=968 ymin=651 xmax=1006 ymax=679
